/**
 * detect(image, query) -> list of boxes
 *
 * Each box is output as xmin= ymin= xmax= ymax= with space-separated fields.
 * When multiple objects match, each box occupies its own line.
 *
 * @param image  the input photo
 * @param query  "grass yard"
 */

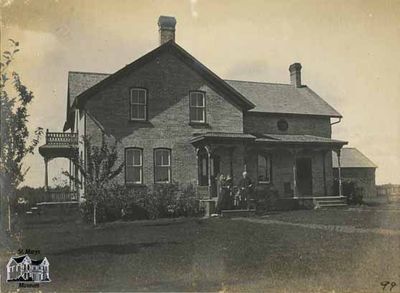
xmin=1 ymin=204 xmax=400 ymax=292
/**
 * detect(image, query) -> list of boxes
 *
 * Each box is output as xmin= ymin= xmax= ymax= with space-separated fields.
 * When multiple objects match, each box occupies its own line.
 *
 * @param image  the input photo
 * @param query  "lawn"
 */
xmin=1 ymin=205 xmax=400 ymax=292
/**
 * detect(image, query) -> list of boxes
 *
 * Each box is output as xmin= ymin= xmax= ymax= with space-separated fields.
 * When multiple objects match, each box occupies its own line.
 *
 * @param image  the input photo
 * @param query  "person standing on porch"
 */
xmin=216 ymin=175 xmax=233 ymax=213
xmin=238 ymin=171 xmax=254 ymax=209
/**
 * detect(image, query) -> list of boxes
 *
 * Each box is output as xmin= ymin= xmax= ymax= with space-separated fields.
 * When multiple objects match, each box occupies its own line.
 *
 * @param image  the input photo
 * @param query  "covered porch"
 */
xmin=38 ymin=130 xmax=79 ymax=202
xmin=191 ymin=132 xmax=255 ymax=200
xmin=191 ymin=132 xmax=347 ymax=209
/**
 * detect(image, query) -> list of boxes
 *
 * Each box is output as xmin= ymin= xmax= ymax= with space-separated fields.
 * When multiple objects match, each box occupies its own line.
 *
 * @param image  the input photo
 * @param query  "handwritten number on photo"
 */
xmin=381 ymin=281 xmax=397 ymax=291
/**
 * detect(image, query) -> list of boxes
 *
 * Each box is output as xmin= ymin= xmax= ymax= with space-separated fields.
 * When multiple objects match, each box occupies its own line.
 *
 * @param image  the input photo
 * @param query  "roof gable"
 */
xmin=65 ymin=42 xmax=342 ymax=131
xmin=332 ymin=148 xmax=377 ymax=168
xmin=72 ymin=41 xmax=255 ymax=111
xmin=68 ymin=72 xmax=109 ymax=107
xmin=225 ymin=80 xmax=341 ymax=117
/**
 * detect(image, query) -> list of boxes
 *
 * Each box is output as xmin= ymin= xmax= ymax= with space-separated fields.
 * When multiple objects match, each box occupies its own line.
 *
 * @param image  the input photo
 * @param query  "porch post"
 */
xmin=229 ymin=147 xmax=234 ymax=178
xmin=205 ymin=146 xmax=212 ymax=199
xmin=243 ymin=144 xmax=247 ymax=172
xmin=69 ymin=158 xmax=72 ymax=191
xmin=337 ymin=149 xmax=343 ymax=197
xmin=195 ymin=148 xmax=200 ymax=186
xmin=292 ymin=149 xmax=298 ymax=198
xmin=44 ymin=158 xmax=49 ymax=192
xmin=322 ymin=150 xmax=327 ymax=196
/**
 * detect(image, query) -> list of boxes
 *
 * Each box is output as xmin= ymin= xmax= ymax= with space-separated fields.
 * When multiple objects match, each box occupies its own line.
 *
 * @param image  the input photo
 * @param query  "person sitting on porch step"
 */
xmin=238 ymin=171 xmax=254 ymax=209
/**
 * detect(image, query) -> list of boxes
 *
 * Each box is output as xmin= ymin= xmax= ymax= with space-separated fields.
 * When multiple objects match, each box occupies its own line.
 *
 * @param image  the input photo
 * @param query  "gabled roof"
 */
xmin=68 ymin=72 xmax=109 ymax=107
xmin=64 ymin=41 xmax=342 ymax=130
xmin=31 ymin=259 xmax=45 ymax=265
xmin=72 ymin=41 xmax=255 ymax=110
xmin=8 ymin=255 xmax=29 ymax=265
xmin=332 ymin=148 xmax=377 ymax=168
xmin=226 ymin=80 xmax=342 ymax=117
xmin=13 ymin=255 xmax=28 ymax=263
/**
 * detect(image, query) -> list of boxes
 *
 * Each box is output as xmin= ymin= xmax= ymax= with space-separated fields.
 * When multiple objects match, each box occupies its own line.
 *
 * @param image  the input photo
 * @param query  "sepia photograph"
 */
xmin=1 ymin=0 xmax=399 ymax=292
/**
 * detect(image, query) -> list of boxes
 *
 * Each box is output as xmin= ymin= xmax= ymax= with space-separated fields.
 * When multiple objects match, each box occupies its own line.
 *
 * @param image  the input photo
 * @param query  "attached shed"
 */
xmin=332 ymin=148 xmax=377 ymax=198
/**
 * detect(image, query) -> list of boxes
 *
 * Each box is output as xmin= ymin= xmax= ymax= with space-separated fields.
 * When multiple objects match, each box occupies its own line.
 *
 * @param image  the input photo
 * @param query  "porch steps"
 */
xmin=314 ymin=197 xmax=347 ymax=208
xmin=221 ymin=209 xmax=256 ymax=218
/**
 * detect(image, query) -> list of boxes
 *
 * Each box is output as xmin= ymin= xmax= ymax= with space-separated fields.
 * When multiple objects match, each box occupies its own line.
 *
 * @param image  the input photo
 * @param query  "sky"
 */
xmin=1 ymin=0 xmax=400 ymax=187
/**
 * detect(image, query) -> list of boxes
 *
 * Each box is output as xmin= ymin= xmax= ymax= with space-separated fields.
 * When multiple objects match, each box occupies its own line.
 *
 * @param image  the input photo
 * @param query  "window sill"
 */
xmin=189 ymin=122 xmax=210 ymax=127
xmin=125 ymin=183 xmax=146 ymax=187
xmin=128 ymin=119 xmax=150 ymax=123
xmin=258 ymin=181 xmax=272 ymax=185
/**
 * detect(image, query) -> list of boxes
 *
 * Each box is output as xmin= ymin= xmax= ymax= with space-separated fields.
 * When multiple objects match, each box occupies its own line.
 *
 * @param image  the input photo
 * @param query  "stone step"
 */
xmin=221 ymin=209 xmax=256 ymax=218
xmin=317 ymin=200 xmax=346 ymax=204
xmin=314 ymin=197 xmax=347 ymax=208
xmin=318 ymin=203 xmax=347 ymax=208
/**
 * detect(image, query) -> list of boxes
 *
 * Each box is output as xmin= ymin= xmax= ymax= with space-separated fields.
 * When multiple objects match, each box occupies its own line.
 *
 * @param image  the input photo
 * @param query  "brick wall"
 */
xmin=83 ymin=51 xmax=244 ymax=186
xmin=246 ymin=148 xmax=334 ymax=197
xmin=243 ymin=112 xmax=332 ymax=138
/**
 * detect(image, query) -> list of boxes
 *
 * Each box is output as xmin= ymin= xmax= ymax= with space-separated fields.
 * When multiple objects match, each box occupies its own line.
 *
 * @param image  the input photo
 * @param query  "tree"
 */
xmin=62 ymin=135 xmax=124 ymax=225
xmin=0 ymin=39 xmax=43 ymax=232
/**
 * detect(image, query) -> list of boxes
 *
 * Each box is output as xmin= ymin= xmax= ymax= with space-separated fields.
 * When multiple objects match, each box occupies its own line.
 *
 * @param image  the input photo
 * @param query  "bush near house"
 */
xmin=333 ymin=179 xmax=364 ymax=205
xmin=255 ymin=184 xmax=297 ymax=212
xmin=80 ymin=182 xmax=202 ymax=224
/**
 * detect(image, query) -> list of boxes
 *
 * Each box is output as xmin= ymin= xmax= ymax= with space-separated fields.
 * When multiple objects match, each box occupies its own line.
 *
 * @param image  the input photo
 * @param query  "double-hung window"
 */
xmin=125 ymin=148 xmax=143 ymax=184
xmin=130 ymin=88 xmax=147 ymax=120
xmin=189 ymin=91 xmax=205 ymax=123
xmin=257 ymin=154 xmax=272 ymax=183
xmin=154 ymin=148 xmax=171 ymax=183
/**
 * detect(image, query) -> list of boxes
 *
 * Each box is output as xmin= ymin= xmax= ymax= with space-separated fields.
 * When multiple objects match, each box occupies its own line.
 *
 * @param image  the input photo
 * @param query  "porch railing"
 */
xmin=45 ymin=130 xmax=78 ymax=145
xmin=44 ymin=190 xmax=78 ymax=202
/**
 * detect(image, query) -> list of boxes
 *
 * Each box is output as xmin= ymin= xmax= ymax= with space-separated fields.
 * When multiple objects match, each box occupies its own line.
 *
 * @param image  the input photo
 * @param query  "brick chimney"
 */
xmin=158 ymin=16 xmax=177 ymax=45
xmin=289 ymin=63 xmax=302 ymax=87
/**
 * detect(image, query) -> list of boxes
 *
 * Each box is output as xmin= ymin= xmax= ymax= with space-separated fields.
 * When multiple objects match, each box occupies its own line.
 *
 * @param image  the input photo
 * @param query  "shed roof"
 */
xmin=190 ymin=132 xmax=256 ymax=143
xmin=255 ymin=134 xmax=347 ymax=145
xmin=332 ymin=148 xmax=377 ymax=168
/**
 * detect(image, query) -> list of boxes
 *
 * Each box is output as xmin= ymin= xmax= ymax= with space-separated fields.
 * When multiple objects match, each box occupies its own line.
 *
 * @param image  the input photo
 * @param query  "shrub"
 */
xmin=141 ymin=182 xmax=200 ymax=219
xmin=79 ymin=182 xmax=201 ymax=223
xmin=337 ymin=180 xmax=364 ymax=205
xmin=16 ymin=186 xmax=46 ymax=208
xmin=255 ymin=184 xmax=280 ymax=212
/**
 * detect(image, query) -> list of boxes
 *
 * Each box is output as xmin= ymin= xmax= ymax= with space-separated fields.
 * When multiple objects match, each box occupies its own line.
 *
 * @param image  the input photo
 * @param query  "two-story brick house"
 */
xmin=39 ymin=16 xmax=347 ymax=206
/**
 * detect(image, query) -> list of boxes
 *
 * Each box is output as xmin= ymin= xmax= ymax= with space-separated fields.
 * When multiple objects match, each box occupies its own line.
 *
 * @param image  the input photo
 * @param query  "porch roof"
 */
xmin=190 ymin=132 xmax=347 ymax=148
xmin=254 ymin=134 xmax=347 ymax=146
xmin=190 ymin=132 xmax=256 ymax=144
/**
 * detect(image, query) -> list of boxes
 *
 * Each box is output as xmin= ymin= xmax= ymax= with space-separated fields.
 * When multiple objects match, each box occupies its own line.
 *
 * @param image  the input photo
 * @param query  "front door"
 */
xmin=296 ymin=158 xmax=313 ymax=196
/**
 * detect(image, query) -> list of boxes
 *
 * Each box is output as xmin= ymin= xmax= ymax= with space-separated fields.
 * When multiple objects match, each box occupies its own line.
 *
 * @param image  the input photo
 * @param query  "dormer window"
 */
xmin=189 ymin=91 xmax=206 ymax=123
xmin=130 ymin=88 xmax=147 ymax=121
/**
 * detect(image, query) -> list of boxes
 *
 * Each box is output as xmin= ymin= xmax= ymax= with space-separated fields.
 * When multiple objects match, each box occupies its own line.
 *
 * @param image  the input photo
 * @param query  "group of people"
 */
xmin=215 ymin=171 xmax=255 ymax=212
